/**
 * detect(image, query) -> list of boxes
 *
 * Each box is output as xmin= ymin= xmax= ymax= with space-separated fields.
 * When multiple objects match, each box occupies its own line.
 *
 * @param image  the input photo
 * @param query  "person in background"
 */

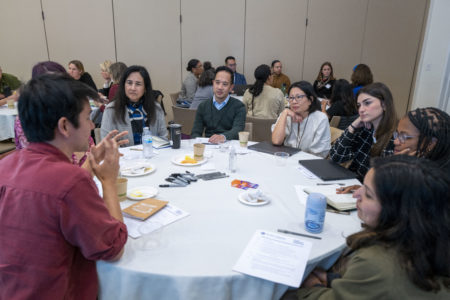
xmin=0 ymin=65 xmax=21 ymax=104
xmin=190 ymin=68 xmax=215 ymax=110
xmin=0 ymin=74 xmax=128 ymax=299
xmin=322 ymin=79 xmax=358 ymax=129
xmin=101 ymin=65 xmax=167 ymax=145
xmin=270 ymin=60 xmax=291 ymax=91
xmin=272 ymin=81 xmax=330 ymax=158
xmin=203 ymin=61 xmax=213 ymax=72
xmin=108 ymin=62 xmax=128 ymax=100
xmin=313 ymin=62 xmax=336 ymax=99
xmin=177 ymin=59 xmax=203 ymax=106
xmin=288 ymin=155 xmax=450 ymax=299
xmin=351 ymin=63 xmax=373 ymax=97
xmin=99 ymin=60 xmax=113 ymax=97
xmin=329 ymin=82 xmax=397 ymax=180
xmin=191 ymin=66 xmax=246 ymax=143
xmin=243 ymin=64 xmax=284 ymax=119
xmin=68 ymin=60 xmax=97 ymax=91
xmin=225 ymin=56 xmax=246 ymax=85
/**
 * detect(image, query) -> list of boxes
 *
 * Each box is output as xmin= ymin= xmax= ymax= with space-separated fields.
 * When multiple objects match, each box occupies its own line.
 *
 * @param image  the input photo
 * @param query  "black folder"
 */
xmin=298 ymin=159 xmax=357 ymax=181
xmin=248 ymin=141 xmax=301 ymax=156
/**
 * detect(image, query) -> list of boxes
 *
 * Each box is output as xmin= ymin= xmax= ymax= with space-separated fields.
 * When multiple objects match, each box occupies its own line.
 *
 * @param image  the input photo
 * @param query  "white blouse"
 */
xmin=272 ymin=110 xmax=331 ymax=158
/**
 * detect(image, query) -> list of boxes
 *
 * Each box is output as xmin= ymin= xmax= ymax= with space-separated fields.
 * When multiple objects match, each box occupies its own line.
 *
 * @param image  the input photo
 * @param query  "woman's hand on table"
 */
xmin=301 ymin=268 xmax=327 ymax=288
xmin=336 ymin=185 xmax=361 ymax=194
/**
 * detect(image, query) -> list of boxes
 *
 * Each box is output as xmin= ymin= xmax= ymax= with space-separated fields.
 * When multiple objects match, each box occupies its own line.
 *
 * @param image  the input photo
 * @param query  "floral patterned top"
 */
xmin=14 ymin=116 xmax=94 ymax=166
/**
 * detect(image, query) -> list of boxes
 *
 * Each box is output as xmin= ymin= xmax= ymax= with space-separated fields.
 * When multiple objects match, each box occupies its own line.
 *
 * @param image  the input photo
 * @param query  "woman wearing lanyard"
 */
xmin=271 ymin=81 xmax=331 ymax=158
xmin=101 ymin=65 xmax=167 ymax=145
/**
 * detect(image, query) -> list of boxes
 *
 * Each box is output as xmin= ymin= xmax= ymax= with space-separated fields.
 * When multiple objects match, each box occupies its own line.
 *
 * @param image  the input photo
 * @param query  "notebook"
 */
xmin=248 ymin=141 xmax=301 ymax=156
xmin=122 ymin=198 xmax=168 ymax=220
xmin=298 ymin=159 xmax=356 ymax=181
xmin=303 ymin=186 xmax=356 ymax=211
xmin=152 ymin=136 xmax=171 ymax=149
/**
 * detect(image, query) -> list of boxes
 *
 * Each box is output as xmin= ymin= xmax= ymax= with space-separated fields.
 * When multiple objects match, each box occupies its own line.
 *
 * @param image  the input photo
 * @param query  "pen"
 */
xmin=277 ymin=229 xmax=322 ymax=240
xmin=130 ymin=148 xmax=143 ymax=151
xmin=326 ymin=208 xmax=351 ymax=215
xmin=159 ymin=184 xmax=185 ymax=188
xmin=316 ymin=183 xmax=345 ymax=186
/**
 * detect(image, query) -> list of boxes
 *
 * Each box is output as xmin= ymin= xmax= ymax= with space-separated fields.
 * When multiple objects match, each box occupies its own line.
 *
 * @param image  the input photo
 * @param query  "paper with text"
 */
xmin=233 ymin=230 xmax=312 ymax=287
xmin=124 ymin=203 xmax=190 ymax=238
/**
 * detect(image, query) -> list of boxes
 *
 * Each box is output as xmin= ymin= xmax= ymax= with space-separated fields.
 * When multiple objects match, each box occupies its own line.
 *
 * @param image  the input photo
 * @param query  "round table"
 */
xmin=97 ymin=140 xmax=362 ymax=300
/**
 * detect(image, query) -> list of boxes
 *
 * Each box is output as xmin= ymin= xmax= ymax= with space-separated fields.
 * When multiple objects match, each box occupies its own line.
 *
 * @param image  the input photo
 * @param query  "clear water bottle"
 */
xmin=304 ymin=193 xmax=327 ymax=234
xmin=142 ymin=127 xmax=153 ymax=158
xmin=229 ymin=146 xmax=237 ymax=173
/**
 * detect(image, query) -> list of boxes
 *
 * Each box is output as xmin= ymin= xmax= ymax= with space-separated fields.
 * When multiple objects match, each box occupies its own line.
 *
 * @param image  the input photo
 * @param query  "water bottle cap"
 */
xmin=169 ymin=123 xmax=182 ymax=128
xmin=308 ymin=193 xmax=326 ymax=201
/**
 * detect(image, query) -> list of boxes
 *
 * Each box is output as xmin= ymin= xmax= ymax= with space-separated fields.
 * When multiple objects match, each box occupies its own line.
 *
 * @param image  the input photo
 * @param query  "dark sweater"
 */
xmin=191 ymin=97 xmax=246 ymax=140
xmin=79 ymin=72 xmax=97 ymax=91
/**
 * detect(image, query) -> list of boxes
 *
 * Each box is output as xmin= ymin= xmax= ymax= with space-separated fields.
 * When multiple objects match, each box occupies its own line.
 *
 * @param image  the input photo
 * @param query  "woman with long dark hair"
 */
xmin=242 ymin=64 xmax=284 ymax=118
xmin=313 ymin=62 xmax=336 ymax=99
xmin=322 ymin=79 xmax=358 ymax=129
xmin=190 ymin=68 xmax=215 ymax=110
xmin=350 ymin=64 xmax=373 ymax=96
xmin=101 ymin=65 xmax=167 ymax=145
xmin=272 ymin=81 xmax=330 ymax=157
xmin=290 ymin=155 xmax=450 ymax=299
xmin=329 ymin=82 xmax=397 ymax=180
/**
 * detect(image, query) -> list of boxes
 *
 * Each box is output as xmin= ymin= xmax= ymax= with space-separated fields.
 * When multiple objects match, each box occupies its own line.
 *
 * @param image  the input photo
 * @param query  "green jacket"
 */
xmin=191 ymin=97 xmax=246 ymax=140
xmin=297 ymin=245 xmax=449 ymax=299
xmin=0 ymin=73 xmax=21 ymax=95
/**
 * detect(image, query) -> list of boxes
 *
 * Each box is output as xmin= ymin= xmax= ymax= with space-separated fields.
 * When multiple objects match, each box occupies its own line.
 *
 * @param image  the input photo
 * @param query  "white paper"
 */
xmin=233 ymin=230 xmax=312 ymax=287
xmin=294 ymin=185 xmax=309 ymax=206
xmin=124 ymin=203 xmax=190 ymax=238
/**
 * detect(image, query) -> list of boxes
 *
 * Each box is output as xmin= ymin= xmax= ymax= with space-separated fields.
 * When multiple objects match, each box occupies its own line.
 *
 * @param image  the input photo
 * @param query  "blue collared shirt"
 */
xmin=213 ymin=94 xmax=230 ymax=110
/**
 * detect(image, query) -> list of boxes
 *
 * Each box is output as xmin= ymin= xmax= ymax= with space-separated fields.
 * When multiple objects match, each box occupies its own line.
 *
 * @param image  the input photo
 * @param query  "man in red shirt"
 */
xmin=0 ymin=74 xmax=128 ymax=299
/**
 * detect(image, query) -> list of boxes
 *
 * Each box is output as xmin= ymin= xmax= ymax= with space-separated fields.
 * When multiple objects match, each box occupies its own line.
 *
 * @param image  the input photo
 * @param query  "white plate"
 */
xmin=121 ymin=163 xmax=156 ymax=177
xmin=171 ymin=153 xmax=208 ymax=166
xmin=238 ymin=191 xmax=271 ymax=206
xmin=127 ymin=186 xmax=158 ymax=201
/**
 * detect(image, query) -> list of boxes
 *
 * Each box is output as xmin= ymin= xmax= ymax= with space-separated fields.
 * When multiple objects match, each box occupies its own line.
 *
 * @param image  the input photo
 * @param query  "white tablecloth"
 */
xmin=0 ymin=104 xmax=17 ymax=140
xmin=97 ymin=140 xmax=362 ymax=300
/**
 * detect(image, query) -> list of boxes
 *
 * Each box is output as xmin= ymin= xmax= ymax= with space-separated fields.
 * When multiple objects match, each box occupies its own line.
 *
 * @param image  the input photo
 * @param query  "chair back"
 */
xmin=171 ymin=105 xmax=197 ymax=136
xmin=170 ymin=92 xmax=180 ymax=106
xmin=329 ymin=116 xmax=341 ymax=128
xmin=244 ymin=122 xmax=253 ymax=141
xmin=246 ymin=116 xmax=277 ymax=142
xmin=330 ymin=127 xmax=343 ymax=145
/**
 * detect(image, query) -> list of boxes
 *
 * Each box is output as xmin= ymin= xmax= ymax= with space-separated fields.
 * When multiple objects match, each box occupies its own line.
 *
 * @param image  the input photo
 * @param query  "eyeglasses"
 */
xmin=393 ymin=131 xmax=417 ymax=143
xmin=288 ymin=95 xmax=307 ymax=102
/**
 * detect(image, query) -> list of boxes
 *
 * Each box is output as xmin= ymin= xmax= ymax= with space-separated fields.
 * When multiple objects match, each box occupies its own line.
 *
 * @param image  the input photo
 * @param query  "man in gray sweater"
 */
xmin=191 ymin=66 xmax=246 ymax=143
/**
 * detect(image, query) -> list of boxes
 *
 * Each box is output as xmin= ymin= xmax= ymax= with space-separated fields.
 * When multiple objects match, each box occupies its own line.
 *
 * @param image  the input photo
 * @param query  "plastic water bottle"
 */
xmin=142 ymin=127 xmax=153 ymax=158
xmin=229 ymin=146 xmax=237 ymax=173
xmin=304 ymin=193 xmax=327 ymax=233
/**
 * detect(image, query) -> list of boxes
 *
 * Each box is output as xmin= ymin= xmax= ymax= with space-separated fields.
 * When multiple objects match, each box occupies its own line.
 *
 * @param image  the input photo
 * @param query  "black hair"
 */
xmin=203 ymin=61 xmax=213 ymax=72
xmin=198 ymin=69 xmax=215 ymax=87
xmin=114 ymin=65 xmax=157 ymax=126
xmin=407 ymin=107 xmax=450 ymax=168
xmin=347 ymin=155 xmax=450 ymax=292
xmin=214 ymin=66 xmax=234 ymax=84
xmin=271 ymin=60 xmax=280 ymax=67
xmin=249 ymin=64 xmax=271 ymax=98
xmin=225 ymin=56 xmax=235 ymax=64
xmin=186 ymin=59 xmax=200 ymax=72
xmin=287 ymin=81 xmax=321 ymax=114
xmin=18 ymin=73 xmax=98 ymax=142
xmin=330 ymin=79 xmax=357 ymax=115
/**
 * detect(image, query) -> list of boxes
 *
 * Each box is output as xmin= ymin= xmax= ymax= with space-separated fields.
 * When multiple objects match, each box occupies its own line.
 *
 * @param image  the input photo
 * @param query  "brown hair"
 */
xmin=351 ymin=64 xmax=373 ymax=87
xmin=315 ymin=61 xmax=335 ymax=82
xmin=358 ymin=82 xmax=397 ymax=156
xmin=68 ymin=60 xmax=85 ymax=74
